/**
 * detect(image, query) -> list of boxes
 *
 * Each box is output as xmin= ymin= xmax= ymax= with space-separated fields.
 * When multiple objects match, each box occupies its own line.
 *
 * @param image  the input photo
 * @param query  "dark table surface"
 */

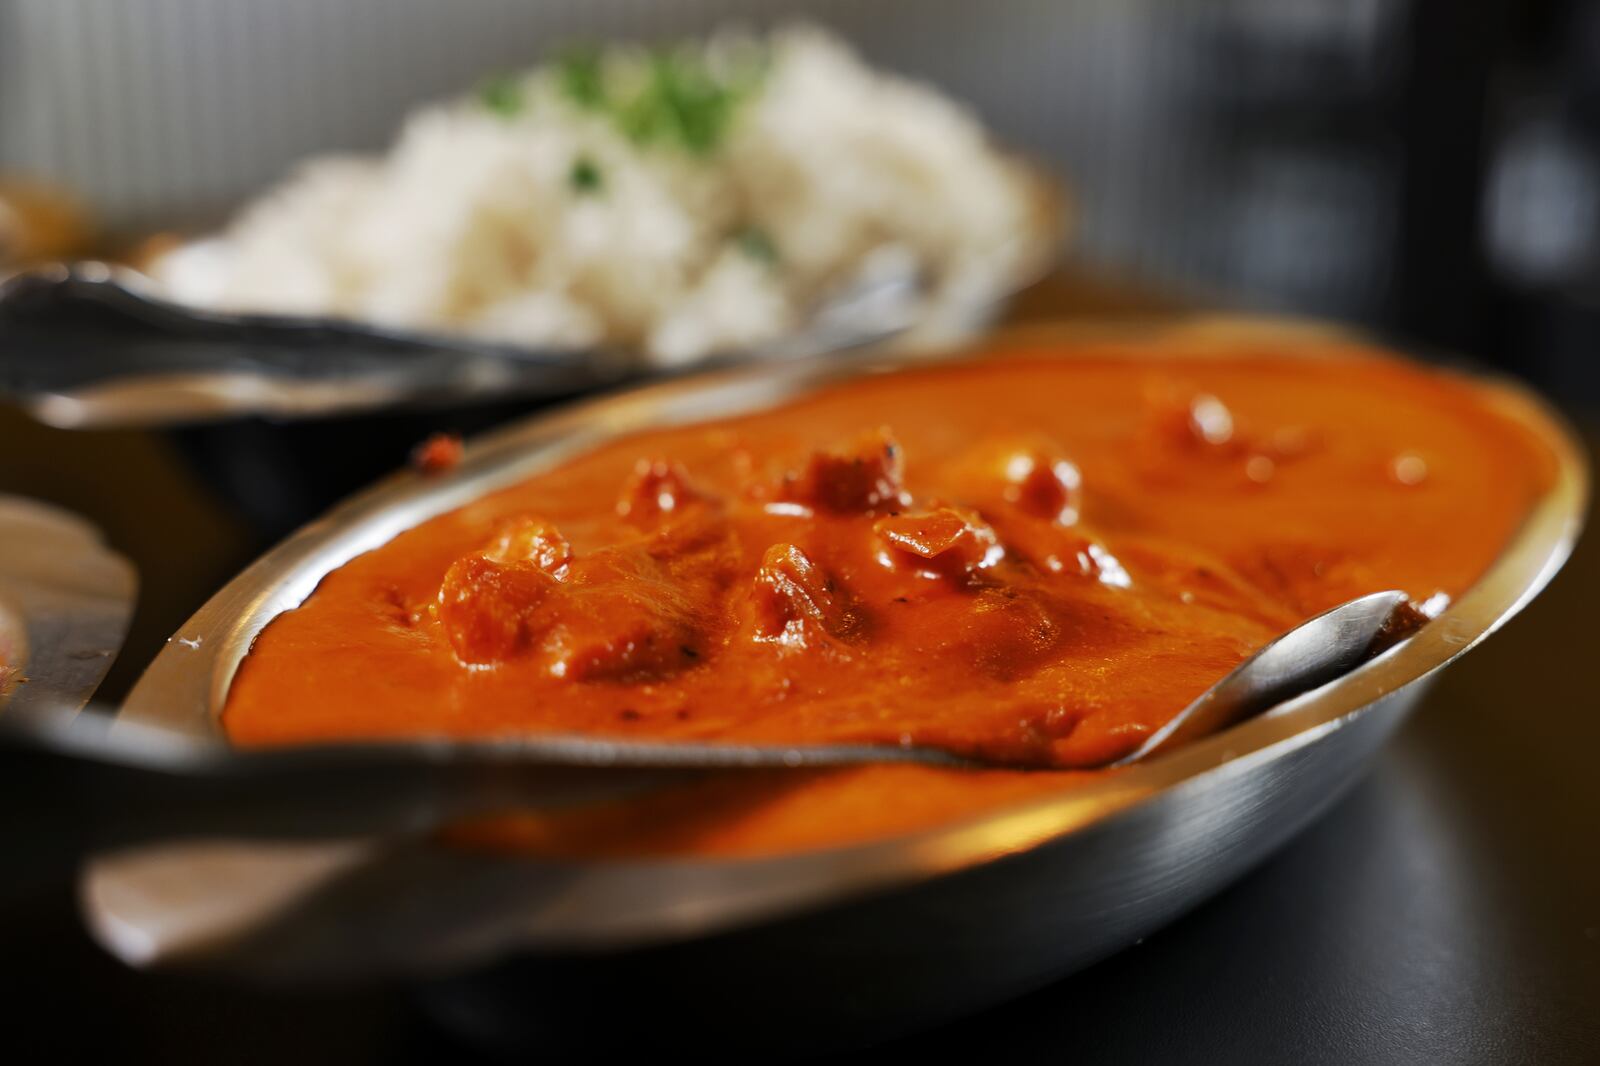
xmin=0 ymin=278 xmax=1595 ymax=1063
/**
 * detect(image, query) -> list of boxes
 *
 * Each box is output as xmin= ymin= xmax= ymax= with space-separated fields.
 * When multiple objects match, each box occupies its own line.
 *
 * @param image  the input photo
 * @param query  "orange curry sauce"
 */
xmin=224 ymin=338 xmax=1556 ymax=857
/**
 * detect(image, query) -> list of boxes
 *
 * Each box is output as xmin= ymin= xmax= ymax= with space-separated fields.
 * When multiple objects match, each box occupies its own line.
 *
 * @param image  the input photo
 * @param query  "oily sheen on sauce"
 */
xmin=224 ymin=341 xmax=1555 ymax=857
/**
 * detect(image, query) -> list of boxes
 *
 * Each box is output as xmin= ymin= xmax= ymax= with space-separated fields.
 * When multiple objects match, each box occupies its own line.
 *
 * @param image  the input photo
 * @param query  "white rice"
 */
xmin=152 ymin=26 xmax=1042 ymax=367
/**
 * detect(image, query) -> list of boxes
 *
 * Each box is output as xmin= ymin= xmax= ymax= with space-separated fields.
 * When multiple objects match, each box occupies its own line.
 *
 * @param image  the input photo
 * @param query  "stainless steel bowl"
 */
xmin=89 ymin=319 xmax=1587 ymax=1057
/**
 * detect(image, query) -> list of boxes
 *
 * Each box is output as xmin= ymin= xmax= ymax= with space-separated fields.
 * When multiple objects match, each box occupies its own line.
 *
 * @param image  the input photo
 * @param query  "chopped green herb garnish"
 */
xmin=734 ymin=225 xmax=779 ymax=265
xmin=555 ymin=39 xmax=767 ymax=156
xmin=478 ymin=73 xmax=524 ymax=118
xmin=643 ymin=51 xmax=736 ymax=155
xmin=557 ymin=46 xmax=607 ymax=110
xmin=569 ymin=156 xmax=603 ymax=194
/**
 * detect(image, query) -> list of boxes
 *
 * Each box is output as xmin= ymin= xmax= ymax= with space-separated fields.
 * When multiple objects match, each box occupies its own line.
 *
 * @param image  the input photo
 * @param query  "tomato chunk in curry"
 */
xmin=223 ymin=337 xmax=1556 ymax=858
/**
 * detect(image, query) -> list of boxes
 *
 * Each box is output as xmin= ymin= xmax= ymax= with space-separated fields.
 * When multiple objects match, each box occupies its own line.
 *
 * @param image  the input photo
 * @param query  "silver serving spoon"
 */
xmin=0 ymin=590 xmax=1413 ymax=849
xmin=1112 ymin=588 xmax=1412 ymax=765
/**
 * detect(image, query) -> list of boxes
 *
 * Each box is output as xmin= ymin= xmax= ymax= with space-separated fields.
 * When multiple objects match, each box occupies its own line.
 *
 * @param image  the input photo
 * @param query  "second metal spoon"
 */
xmin=0 ymin=589 xmax=1413 ymax=847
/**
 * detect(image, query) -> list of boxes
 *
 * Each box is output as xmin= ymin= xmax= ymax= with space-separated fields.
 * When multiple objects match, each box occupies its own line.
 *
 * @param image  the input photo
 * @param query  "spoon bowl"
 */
xmin=1114 ymin=589 xmax=1413 ymax=765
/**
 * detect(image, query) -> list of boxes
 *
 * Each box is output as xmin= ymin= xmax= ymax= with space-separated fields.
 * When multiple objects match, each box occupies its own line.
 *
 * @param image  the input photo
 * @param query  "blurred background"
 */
xmin=3 ymin=0 xmax=1598 ymax=406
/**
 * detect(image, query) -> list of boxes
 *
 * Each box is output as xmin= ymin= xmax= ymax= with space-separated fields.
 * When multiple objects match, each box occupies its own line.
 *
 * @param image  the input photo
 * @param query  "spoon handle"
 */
xmin=0 ymin=711 xmax=689 ymax=853
xmin=0 ymin=267 xmax=615 ymax=424
xmin=0 ymin=704 xmax=965 ymax=855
